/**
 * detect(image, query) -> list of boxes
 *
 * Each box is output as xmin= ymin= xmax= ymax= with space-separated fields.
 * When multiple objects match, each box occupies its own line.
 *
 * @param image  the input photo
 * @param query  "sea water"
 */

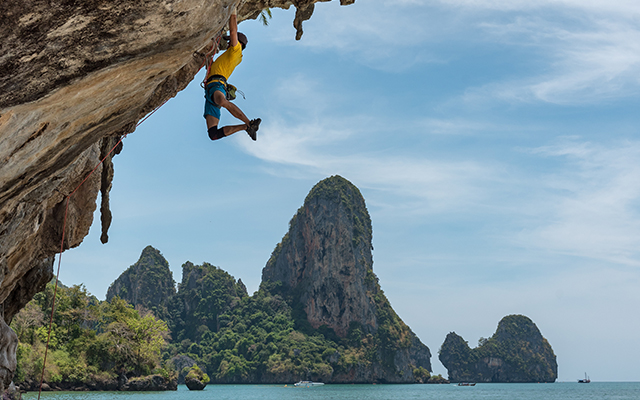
xmin=24 ymin=382 xmax=640 ymax=400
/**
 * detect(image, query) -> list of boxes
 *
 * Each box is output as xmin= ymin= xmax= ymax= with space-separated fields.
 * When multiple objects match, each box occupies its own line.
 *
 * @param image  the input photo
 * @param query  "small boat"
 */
xmin=578 ymin=372 xmax=591 ymax=383
xmin=457 ymin=382 xmax=476 ymax=386
xmin=294 ymin=381 xmax=325 ymax=387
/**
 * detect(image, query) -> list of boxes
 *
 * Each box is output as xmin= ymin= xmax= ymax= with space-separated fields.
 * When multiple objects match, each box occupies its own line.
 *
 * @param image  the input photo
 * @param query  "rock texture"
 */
xmin=18 ymin=373 xmax=177 ymax=392
xmin=0 ymin=0 xmax=353 ymax=391
xmin=170 ymin=354 xmax=203 ymax=384
xmin=106 ymin=245 xmax=176 ymax=319
xmin=0 ymin=314 xmax=18 ymax=392
xmin=262 ymin=175 xmax=432 ymax=382
xmin=122 ymin=374 xmax=177 ymax=391
xmin=184 ymin=365 xmax=209 ymax=390
xmin=263 ymin=175 xmax=377 ymax=337
xmin=167 ymin=261 xmax=247 ymax=342
xmin=439 ymin=314 xmax=557 ymax=383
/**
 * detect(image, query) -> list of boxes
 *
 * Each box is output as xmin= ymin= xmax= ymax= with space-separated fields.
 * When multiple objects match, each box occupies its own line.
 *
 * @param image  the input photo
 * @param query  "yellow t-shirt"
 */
xmin=207 ymin=42 xmax=243 ymax=80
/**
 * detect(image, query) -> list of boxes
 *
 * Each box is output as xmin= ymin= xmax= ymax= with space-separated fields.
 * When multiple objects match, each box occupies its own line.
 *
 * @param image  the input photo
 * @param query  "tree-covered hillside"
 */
xmin=11 ymin=281 xmax=175 ymax=391
xmin=106 ymin=245 xmax=176 ymax=321
xmin=163 ymin=276 xmax=444 ymax=384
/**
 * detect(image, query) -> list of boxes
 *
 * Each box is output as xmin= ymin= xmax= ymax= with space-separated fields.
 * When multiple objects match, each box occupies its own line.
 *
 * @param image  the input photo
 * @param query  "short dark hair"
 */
xmin=238 ymin=32 xmax=248 ymax=50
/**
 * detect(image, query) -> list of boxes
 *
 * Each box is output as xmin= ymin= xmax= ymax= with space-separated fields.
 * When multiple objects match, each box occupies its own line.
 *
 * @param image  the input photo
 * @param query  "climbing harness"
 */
xmin=205 ymin=74 xmax=245 ymax=101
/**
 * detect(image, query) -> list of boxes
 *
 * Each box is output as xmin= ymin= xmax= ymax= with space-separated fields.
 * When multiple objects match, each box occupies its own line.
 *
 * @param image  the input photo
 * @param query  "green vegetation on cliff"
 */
xmin=303 ymin=175 xmax=373 ymax=249
xmin=439 ymin=315 xmax=557 ymax=383
xmin=106 ymin=246 xmax=176 ymax=320
xmin=163 ymin=274 xmax=428 ymax=383
xmin=11 ymin=281 xmax=174 ymax=390
xmin=166 ymin=261 xmax=247 ymax=344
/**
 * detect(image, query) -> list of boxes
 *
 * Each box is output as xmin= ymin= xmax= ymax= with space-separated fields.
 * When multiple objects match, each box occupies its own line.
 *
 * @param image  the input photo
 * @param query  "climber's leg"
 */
xmin=213 ymin=90 xmax=251 ymax=126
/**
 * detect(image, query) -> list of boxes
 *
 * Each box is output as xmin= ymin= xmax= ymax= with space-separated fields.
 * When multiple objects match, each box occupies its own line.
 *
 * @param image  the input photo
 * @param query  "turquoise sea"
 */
xmin=25 ymin=383 xmax=640 ymax=400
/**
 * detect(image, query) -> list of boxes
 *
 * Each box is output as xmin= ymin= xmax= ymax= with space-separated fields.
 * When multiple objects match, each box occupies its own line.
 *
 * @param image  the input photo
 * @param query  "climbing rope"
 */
xmin=200 ymin=32 xmax=224 ymax=88
xmin=37 ymin=97 xmax=169 ymax=400
xmin=36 ymin=31 xmax=224 ymax=397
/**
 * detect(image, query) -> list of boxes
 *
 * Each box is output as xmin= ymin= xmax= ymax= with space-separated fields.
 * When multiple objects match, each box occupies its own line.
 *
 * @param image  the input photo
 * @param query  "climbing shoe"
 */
xmin=246 ymin=118 xmax=261 ymax=141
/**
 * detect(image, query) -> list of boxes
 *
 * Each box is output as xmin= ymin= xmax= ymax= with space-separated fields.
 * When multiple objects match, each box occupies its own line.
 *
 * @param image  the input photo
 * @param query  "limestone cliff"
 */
xmin=262 ymin=175 xmax=432 ymax=382
xmin=263 ymin=175 xmax=377 ymax=337
xmin=106 ymin=245 xmax=176 ymax=320
xmin=0 ymin=0 xmax=352 ymax=391
xmin=167 ymin=261 xmax=247 ymax=343
xmin=439 ymin=314 xmax=557 ymax=383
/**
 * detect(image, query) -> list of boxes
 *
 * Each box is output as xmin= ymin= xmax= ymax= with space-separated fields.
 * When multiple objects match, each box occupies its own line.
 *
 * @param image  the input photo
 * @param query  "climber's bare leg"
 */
xmin=213 ymin=90 xmax=251 ymax=127
xmin=205 ymin=112 xmax=247 ymax=138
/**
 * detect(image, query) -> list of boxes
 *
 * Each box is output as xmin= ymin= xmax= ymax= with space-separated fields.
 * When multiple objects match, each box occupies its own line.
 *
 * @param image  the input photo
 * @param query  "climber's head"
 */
xmin=224 ymin=33 xmax=248 ymax=50
xmin=237 ymin=32 xmax=248 ymax=50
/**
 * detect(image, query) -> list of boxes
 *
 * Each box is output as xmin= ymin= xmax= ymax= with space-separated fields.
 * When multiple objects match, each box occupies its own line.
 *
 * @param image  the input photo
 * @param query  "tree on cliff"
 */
xmin=11 ymin=282 xmax=172 ymax=389
xmin=166 ymin=261 xmax=247 ymax=343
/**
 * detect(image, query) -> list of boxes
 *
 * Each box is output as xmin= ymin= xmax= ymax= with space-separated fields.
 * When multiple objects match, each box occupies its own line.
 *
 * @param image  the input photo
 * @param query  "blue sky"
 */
xmin=61 ymin=0 xmax=640 ymax=381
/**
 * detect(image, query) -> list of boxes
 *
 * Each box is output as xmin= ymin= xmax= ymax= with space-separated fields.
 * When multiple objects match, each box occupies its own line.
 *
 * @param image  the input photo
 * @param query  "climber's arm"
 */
xmin=229 ymin=8 xmax=239 ymax=47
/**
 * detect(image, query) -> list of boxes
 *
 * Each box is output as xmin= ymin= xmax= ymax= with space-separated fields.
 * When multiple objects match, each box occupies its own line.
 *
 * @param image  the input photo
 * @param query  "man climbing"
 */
xmin=204 ymin=7 xmax=260 ymax=141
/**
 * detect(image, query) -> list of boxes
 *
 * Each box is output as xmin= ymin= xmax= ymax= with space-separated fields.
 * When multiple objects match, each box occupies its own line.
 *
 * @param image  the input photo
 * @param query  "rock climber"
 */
xmin=204 ymin=7 xmax=260 ymax=141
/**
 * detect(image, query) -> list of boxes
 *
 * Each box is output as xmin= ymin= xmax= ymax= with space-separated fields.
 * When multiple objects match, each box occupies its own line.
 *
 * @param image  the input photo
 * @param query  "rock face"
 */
xmin=439 ymin=314 xmax=557 ymax=383
xmin=0 ymin=315 xmax=18 ymax=392
xmin=18 ymin=372 xmax=177 ymax=392
xmin=184 ymin=365 xmax=209 ymax=390
xmin=106 ymin=245 xmax=176 ymax=319
xmin=262 ymin=175 xmax=432 ymax=382
xmin=0 ymin=0 xmax=353 ymax=391
xmin=122 ymin=374 xmax=177 ymax=391
xmin=263 ymin=175 xmax=377 ymax=337
xmin=167 ymin=261 xmax=247 ymax=342
xmin=185 ymin=376 xmax=206 ymax=390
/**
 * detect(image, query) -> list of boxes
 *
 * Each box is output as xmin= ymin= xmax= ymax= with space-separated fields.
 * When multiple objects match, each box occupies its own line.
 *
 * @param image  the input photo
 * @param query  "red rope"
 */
xmin=36 ymin=32 xmax=221 ymax=395
xmin=201 ymin=33 xmax=223 ymax=88
xmin=36 ymin=96 xmax=169 ymax=399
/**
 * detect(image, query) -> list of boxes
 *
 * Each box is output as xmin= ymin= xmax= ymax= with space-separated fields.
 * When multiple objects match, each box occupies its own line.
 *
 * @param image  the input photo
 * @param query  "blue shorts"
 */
xmin=204 ymin=82 xmax=226 ymax=119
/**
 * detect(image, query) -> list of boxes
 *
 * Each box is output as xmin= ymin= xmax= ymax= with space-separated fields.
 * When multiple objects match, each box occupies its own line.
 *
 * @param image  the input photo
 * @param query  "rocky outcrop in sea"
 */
xmin=439 ymin=314 xmax=557 ymax=383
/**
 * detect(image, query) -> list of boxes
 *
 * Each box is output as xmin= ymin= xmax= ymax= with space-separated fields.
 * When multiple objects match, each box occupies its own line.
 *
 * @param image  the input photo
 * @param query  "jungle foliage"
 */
xmin=14 ymin=259 xmax=431 ymax=385
xmin=11 ymin=282 xmax=172 ymax=387
xmin=165 ymin=279 xmax=369 ymax=382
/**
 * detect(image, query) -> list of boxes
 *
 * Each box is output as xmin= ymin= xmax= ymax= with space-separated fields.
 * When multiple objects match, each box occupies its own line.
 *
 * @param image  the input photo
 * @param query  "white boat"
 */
xmin=294 ymin=381 xmax=325 ymax=387
xmin=578 ymin=372 xmax=591 ymax=383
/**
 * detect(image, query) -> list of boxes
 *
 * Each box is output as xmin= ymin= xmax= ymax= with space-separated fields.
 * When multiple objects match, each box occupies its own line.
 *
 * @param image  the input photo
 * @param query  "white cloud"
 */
xmin=237 ymin=113 xmax=501 ymax=214
xmin=516 ymin=138 xmax=640 ymax=266
xmin=449 ymin=1 xmax=640 ymax=103
xmin=435 ymin=0 xmax=640 ymax=15
xmin=284 ymin=0 xmax=640 ymax=103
